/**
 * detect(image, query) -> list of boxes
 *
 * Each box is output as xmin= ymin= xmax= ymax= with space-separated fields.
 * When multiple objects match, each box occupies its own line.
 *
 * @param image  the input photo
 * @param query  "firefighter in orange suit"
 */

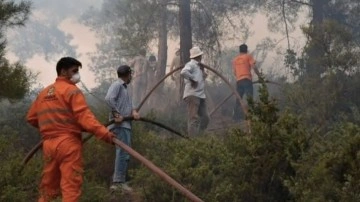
xmin=26 ymin=57 xmax=116 ymax=202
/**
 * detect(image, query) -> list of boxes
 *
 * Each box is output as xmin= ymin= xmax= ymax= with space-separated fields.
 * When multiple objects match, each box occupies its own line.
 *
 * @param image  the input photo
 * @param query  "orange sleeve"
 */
xmin=26 ymin=98 xmax=39 ymax=128
xmin=66 ymin=87 xmax=114 ymax=144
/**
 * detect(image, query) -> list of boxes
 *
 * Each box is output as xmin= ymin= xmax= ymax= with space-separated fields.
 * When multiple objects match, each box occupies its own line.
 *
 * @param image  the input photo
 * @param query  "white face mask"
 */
xmin=70 ymin=72 xmax=81 ymax=84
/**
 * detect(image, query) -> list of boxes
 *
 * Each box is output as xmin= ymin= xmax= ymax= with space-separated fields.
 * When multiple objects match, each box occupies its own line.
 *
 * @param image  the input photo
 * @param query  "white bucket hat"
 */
xmin=189 ymin=46 xmax=203 ymax=59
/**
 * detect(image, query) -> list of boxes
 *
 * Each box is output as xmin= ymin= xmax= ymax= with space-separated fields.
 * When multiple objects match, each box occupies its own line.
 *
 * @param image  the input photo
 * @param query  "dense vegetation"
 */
xmin=1 ymin=0 xmax=360 ymax=201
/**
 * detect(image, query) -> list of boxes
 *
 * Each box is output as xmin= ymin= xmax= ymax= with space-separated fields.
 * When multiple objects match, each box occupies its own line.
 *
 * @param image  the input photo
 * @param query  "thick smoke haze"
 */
xmin=6 ymin=0 xmax=306 ymax=89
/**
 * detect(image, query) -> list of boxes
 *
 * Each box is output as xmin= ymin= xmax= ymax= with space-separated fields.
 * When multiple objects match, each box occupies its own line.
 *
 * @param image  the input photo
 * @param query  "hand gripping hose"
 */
xmin=20 ymin=118 xmax=202 ymax=201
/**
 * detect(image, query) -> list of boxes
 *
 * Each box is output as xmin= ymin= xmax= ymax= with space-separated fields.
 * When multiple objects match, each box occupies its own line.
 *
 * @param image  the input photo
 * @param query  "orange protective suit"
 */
xmin=27 ymin=77 xmax=114 ymax=202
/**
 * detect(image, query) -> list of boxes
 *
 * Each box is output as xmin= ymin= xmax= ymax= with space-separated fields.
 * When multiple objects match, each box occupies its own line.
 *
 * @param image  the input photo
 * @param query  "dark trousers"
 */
xmin=233 ymin=79 xmax=253 ymax=120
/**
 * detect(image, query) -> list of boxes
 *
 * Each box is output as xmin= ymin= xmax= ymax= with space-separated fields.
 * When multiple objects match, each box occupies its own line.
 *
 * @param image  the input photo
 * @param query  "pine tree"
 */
xmin=0 ymin=0 xmax=31 ymax=100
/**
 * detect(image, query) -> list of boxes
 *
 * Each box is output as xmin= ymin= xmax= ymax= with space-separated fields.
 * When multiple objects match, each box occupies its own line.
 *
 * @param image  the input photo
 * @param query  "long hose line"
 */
xmin=18 ymin=119 xmax=203 ymax=201
xmin=20 ymin=62 xmax=252 ymax=201
xmin=19 ymin=117 xmax=185 ymax=173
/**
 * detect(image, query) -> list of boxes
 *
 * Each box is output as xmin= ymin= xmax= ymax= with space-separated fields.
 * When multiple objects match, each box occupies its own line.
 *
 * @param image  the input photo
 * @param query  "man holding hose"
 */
xmin=232 ymin=44 xmax=261 ymax=121
xmin=26 ymin=57 xmax=116 ymax=202
xmin=105 ymin=65 xmax=140 ymax=192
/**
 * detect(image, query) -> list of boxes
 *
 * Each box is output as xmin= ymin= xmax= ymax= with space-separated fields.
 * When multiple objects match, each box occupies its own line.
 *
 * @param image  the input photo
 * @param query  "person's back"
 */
xmin=231 ymin=44 xmax=260 ymax=121
xmin=180 ymin=47 xmax=209 ymax=136
xmin=232 ymin=53 xmax=255 ymax=81
xmin=29 ymin=77 xmax=113 ymax=141
xmin=26 ymin=57 xmax=114 ymax=202
xmin=32 ymin=78 xmax=85 ymax=139
xmin=182 ymin=59 xmax=206 ymax=99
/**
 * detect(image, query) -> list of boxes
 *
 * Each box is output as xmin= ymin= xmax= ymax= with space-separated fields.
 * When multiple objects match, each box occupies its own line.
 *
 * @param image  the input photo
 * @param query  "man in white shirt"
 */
xmin=180 ymin=47 xmax=209 ymax=136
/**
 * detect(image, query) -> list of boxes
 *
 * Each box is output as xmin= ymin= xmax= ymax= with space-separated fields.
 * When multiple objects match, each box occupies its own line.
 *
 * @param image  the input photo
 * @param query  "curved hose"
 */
xmin=136 ymin=66 xmax=184 ymax=110
xmin=209 ymin=80 xmax=281 ymax=116
xmin=137 ymin=64 xmax=248 ymax=117
xmin=209 ymin=92 xmax=233 ymax=117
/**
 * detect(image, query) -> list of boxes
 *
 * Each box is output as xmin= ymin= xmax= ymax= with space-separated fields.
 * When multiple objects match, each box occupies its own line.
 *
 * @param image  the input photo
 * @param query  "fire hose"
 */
xmin=21 ymin=63 xmax=250 ymax=201
xmin=138 ymin=64 xmax=248 ymax=117
xmin=209 ymin=80 xmax=281 ymax=116
xmin=20 ymin=117 xmax=203 ymax=201
xmin=20 ymin=117 xmax=186 ymax=172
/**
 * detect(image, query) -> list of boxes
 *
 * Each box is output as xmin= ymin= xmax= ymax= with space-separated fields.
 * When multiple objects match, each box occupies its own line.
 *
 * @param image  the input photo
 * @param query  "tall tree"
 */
xmin=82 ymin=0 xmax=257 ymax=83
xmin=157 ymin=0 xmax=169 ymax=79
xmin=179 ymin=0 xmax=192 ymax=64
xmin=263 ymin=0 xmax=360 ymax=79
xmin=81 ymin=0 xmax=160 ymax=82
xmin=304 ymin=0 xmax=326 ymax=78
xmin=0 ymin=0 xmax=32 ymax=100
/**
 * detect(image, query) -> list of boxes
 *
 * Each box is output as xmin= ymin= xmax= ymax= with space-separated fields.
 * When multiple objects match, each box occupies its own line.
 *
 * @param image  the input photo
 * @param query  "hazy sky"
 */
xmin=6 ymin=0 xmax=307 ymax=89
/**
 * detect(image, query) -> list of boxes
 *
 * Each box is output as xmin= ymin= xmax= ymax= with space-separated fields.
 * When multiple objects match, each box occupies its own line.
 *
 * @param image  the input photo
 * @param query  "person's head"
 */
xmin=56 ymin=57 xmax=82 ymax=84
xmin=139 ymin=49 xmax=146 ymax=57
xmin=239 ymin=44 xmax=248 ymax=53
xmin=189 ymin=46 xmax=203 ymax=62
xmin=149 ymin=55 xmax=156 ymax=62
xmin=117 ymin=65 xmax=132 ymax=84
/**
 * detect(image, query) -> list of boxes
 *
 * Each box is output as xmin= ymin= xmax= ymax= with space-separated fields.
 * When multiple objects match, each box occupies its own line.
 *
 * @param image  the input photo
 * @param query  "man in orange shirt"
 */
xmin=27 ymin=57 xmax=116 ymax=202
xmin=232 ymin=44 xmax=261 ymax=121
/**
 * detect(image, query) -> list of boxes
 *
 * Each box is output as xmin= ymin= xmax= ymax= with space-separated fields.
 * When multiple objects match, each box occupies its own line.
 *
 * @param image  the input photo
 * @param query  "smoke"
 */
xmin=6 ymin=0 xmax=101 ymax=62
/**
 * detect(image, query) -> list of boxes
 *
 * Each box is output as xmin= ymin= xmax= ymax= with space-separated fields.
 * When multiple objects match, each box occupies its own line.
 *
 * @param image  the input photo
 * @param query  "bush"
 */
xmin=287 ymin=123 xmax=360 ymax=201
xmin=0 ymin=127 xmax=41 ymax=201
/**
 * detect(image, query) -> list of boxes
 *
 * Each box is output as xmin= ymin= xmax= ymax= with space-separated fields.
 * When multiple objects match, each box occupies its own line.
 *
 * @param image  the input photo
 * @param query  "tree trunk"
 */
xmin=178 ymin=0 xmax=192 ymax=100
xmin=306 ymin=0 xmax=326 ymax=79
xmin=179 ymin=0 xmax=192 ymax=64
xmin=157 ymin=1 xmax=168 ymax=79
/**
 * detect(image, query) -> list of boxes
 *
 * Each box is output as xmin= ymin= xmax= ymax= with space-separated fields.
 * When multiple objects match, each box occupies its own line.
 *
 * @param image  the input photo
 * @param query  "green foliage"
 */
xmin=283 ymin=70 xmax=360 ymax=133
xmin=0 ymin=128 xmax=41 ymax=201
xmin=0 ymin=0 xmax=30 ymax=27
xmin=124 ymin=82 xmax=307 ymax=202
xmin=287 ymin=123 xmax=360 ymax=201
xmin=0 ymin=0 xmax=33 ymax=100
xmin=1 ymin=79 xmax=359 ymax=202
xmin=0 ymin=60 xmax=31 ymax=100
xmin=302 ymin=20 xmax=360 ymax=74
xmin=284 ymin=49 xmax=304 ymax=78
xmin=286 ymin=20 xmax=360 ymax=79
xmin=282 ymin=19 xmax=360 ymax=132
